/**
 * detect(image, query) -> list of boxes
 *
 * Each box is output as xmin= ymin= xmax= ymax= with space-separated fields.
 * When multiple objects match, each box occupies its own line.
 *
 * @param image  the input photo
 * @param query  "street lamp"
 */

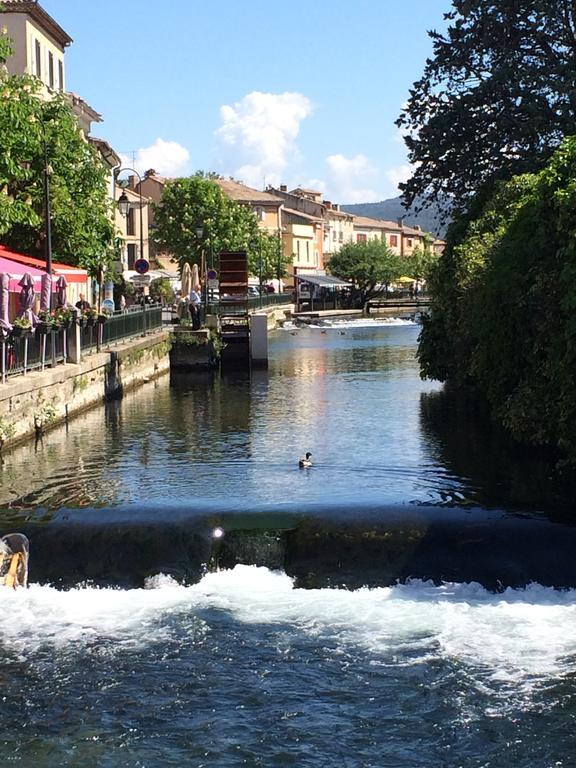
xmin=115 ymin=167 xmax=146 ymax=332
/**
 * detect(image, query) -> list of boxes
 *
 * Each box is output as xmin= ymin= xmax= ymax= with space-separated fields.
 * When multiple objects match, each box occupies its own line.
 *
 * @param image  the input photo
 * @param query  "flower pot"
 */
xmin=96 ymin=315 xmax=107 ymax=324
xmin=35 ymin=322 xmax=51 ymax=335
xmin=10 ymin=326 xmax=30 ymax=338
xmin=85 ymin=317 xmax=95 ymax=327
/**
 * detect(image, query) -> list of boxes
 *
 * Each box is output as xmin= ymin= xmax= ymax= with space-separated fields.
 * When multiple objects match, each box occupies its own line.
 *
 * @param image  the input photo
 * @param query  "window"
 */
xmin=389 ymin=235 xmax=398 ymax=247
xmin=48 ymin=52 xmax=54 ymax=88
xmin=297 ymin=241 xmax=300 ymax=259
xmin=306 ymin=241 xmax=310 ymax=261
xmin=58 ymin=60 xmax=64 ymax=91
xmin=407 ymin=238 xmax=413 ymax=248
xmin=357 ymin=233 xmax=367 ymax=242
xmin=127 ymin=244 xmax=137 ymax=269
xmin=339 ymin=231 xmax=343 ymax=242
xmin=126 ymin=208 xmax=135 ymax=236
xmin=35 ymin=40 xmax=41 ymax=78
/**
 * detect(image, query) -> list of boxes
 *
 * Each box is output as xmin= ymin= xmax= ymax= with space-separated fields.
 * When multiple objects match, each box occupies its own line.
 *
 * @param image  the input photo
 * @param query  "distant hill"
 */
xmin=342 ymin=196 xmax=449 ymax=238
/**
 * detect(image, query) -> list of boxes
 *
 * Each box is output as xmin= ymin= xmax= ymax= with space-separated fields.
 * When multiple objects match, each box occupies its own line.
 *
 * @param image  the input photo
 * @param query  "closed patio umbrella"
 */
xmin=56 ymin=275 xmax=68 ymax=307
xmin=181 ymin=262 xmax=192 ymax=298
xmin=191 ymin=263 xmax=200 ymax=292
xmin=18 ymin=273 xmax=35 ymax=323
xmin=0 ymin=273 xmax=10 ymax=333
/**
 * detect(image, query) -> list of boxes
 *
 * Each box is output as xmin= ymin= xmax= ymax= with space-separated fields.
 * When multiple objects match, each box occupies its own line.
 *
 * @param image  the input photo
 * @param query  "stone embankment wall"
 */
xmin=0 ymin=332 xmax=171 ymax=447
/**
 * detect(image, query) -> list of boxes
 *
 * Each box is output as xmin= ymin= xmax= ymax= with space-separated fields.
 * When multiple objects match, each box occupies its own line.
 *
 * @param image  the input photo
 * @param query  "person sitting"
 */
xmin=0 ymin=533 xmax=29 ymax=589
xmin=75 ymin=293 xmax=91 ymax=311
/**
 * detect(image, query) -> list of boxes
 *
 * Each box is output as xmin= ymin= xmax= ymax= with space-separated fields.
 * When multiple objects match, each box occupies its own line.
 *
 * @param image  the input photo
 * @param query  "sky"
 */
xmin=40 ymin=0 xmax=450 ymax=204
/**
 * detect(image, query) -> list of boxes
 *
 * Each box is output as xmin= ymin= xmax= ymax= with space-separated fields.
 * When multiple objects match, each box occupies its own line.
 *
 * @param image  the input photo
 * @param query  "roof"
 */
xmin=66 ymin=92 xmax=102 ymax=124
xmin=402 ymin=225 xmax=426 ymax=237
xmin=216 ymin=179 xmax=284 ymax=205
xmin=282 ymin=207 xmax=324 ymax=224
xmin=1 ymin=1 xmax=73 ymax=48
xmin=0 ymin=244 xmax=88 ymax=283
xmin=353 ymin=215 xmax=402 ymax=231
xmin=89 ymin=137 xmax=121 ymax=169
xmin=295 ymin=274 xmax=351 ymax=288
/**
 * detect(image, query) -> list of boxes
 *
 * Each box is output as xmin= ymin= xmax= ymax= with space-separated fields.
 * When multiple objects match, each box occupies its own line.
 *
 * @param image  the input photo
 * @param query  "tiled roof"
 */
xmin=1 ymin=1 xmax=73 ymax=48
xmin=216 ymin=178 xmax=283 ymax=205
xmin=283 ymin=207 xmax=323 ymax=224
xmin=352 ymin=215 xmax=402 ymax=231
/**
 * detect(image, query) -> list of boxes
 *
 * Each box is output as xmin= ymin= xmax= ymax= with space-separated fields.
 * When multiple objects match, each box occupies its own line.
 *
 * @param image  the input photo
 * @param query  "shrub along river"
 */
xmin=1 ymin=317 xmax=576 ymax=767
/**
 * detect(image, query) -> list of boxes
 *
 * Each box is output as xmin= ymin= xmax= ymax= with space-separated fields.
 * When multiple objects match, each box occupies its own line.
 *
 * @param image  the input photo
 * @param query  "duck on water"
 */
xmin=299 ymin=452 xmax=313 ymax=468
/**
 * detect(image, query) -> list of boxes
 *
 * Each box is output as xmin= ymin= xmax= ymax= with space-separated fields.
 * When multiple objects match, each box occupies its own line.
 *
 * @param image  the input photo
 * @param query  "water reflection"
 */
xmin=2 ymin=319 xmax=569 ymax=519
xmin=419 ymin=388 xmax=576 ymax=515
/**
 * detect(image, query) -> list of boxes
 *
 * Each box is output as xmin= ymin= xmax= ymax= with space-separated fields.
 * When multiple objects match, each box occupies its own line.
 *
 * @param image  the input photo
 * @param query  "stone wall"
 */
xmin=0 ymin=331 xmax=171 ymax=448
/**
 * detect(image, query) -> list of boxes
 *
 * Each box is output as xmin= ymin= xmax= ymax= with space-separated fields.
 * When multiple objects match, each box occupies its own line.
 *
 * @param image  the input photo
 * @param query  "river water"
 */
xmin=1 ymin=317 xmax=576 ymax=767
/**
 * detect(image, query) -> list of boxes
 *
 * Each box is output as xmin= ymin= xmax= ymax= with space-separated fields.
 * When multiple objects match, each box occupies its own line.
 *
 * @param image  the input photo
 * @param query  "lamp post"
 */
xmin=195 ymin=222 xmax=205 ymax=321
xmin=115 ymin=167 xmax=146 ymax=333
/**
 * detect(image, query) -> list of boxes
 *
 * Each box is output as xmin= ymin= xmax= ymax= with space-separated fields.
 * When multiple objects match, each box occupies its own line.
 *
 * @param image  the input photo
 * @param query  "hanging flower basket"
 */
xmin=36 ymin=322 xmax=51 ymax=335
xmin=10 ymin=325 xmax=31 ymax=338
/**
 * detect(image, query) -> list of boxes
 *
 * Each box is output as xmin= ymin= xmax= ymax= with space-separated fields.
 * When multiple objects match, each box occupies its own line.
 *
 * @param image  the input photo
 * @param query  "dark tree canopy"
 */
xmin=397 ymin=0 xmax=576 ymax=212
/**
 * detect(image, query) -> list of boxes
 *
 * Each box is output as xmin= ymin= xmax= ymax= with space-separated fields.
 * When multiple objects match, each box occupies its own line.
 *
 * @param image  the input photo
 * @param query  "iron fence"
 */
xmin=1 ymin=306 xmax=163 ymax=381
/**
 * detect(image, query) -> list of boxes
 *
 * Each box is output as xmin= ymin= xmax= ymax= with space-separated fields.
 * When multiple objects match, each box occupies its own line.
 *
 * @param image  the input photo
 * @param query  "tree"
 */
xmin=248 ymin=230 xmax=289 ymax=285
xmin=404 ymin=242 xmax=439 ymax=284
xmin=0 ymin=35 xmax=115 ymax=274
xmin=327 ymin=241 xmax=404 ymax=306
xmin=418 ymin=135 xmax=576 ymax=462
xmin=152 ymin=174 xmax=260 ymax=271
xmin=397 ymin=0 xmax=576 ymax=213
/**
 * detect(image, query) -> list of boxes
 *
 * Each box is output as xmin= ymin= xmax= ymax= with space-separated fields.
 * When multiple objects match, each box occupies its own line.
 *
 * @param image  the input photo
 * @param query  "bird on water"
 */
xmin=299 ymin=452 xmax=312 ymax=468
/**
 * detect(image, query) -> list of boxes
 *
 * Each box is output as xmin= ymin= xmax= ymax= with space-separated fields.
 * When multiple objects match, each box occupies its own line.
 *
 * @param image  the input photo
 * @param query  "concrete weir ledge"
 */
xmin=7 ymin=504 xmax=576 ymax=591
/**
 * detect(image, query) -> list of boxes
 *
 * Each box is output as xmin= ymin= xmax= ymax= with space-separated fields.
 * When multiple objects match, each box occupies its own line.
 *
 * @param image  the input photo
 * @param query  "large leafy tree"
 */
xmin=327 ymin=241 xmax=404 ymax=306
xmin=397 ymin=0 xmax=576 ymax=212
xmin=0 ymin=32 xmax=115 ymax=273
xmin=418 ymin=136 xmax=576 ymax=461
xmin=152 ymin=174 xmax=260 ymax=273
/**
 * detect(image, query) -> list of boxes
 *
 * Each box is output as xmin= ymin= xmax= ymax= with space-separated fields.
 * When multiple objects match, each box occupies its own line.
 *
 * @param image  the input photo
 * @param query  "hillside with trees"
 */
xmin=342 ymin=196 xmax=448 ymax=237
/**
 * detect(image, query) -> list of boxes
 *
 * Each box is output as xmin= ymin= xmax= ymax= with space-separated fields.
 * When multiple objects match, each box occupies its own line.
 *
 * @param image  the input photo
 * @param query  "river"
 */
xmin=1 ymin=317 xmax=575 ymax=767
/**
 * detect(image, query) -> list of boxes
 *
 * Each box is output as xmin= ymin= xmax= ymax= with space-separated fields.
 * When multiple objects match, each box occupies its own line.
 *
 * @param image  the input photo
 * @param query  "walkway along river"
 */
xmin=1 ymin=316 xmax=576 ymax=766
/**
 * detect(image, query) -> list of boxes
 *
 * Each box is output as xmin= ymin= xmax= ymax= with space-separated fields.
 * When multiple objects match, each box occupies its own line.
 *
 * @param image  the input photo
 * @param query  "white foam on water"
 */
xmin=2 ymin=566 xmax=575 ymax=693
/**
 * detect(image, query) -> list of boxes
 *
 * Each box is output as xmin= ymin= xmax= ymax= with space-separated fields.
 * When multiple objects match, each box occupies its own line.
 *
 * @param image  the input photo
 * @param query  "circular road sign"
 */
xmin=207 ymin=268 xmax=218 ymax=281
xmin=134 ymin=258 xmax=150 ymax=275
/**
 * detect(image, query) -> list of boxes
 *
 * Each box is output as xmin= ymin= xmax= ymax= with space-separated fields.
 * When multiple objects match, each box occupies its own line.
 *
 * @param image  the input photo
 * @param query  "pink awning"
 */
xmin=0 ymin=256 xmax=45 ymax=291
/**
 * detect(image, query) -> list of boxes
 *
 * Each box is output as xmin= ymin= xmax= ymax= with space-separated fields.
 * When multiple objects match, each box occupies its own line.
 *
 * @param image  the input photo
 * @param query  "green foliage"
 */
xmin=152 ymin=174 xmax=260 ymax=272
xmin=248 ymin=230 xmax=288 ymax=282
xmin=419 ymin=135 xmax=576 ymax=462
xmin=397 ymin=0 xmax=576 ymax=213
xmin=327 ymin=240 xmax=404 ymax=305
xmin=149 ymin=277 xmax=173 ymax=304
xmin=404 ymin=245 xmax=439 ymax=283
xmin=0 ymin=71 xmax=114 ymax=273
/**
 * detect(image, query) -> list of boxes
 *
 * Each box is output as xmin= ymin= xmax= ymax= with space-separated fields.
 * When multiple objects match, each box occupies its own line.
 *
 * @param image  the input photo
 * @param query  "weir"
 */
xmin=7 ymin=504 xmax=576 ymax=591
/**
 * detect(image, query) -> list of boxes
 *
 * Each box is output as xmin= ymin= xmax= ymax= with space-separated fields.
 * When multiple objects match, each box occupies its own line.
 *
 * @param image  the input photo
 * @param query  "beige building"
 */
xmin=323 ymin=202 xmax=355 ymax=256
xmin=215 ymin=178 xmax=283 ymax=235
xmin=352 ymin=215 xmax=429 ymax=256
xmin=1 ymin=0 xmax=70 ymax=94
xmin=115 ymin=181 xmax=150 ymax=271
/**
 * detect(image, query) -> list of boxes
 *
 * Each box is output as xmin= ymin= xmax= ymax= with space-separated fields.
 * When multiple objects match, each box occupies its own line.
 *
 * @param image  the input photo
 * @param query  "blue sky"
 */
xmin=40 ymin=0 xmax=450 ymax=204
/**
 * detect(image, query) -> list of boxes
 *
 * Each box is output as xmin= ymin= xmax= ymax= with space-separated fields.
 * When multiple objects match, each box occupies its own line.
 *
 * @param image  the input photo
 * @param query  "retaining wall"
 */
xmin=0 ymin=331 xmax=171 ymax=446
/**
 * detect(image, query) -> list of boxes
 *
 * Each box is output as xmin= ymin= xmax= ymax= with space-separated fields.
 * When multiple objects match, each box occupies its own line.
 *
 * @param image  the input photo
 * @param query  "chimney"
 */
xmin=280 ymin=184 xmax=287 ymax=192
xmin=397 ymin=216 xmax=405 ymax=227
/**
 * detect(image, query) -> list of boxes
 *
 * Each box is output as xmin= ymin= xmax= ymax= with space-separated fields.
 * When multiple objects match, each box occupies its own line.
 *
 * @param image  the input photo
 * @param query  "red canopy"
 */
xmin=0 ymin=245 xmax=88 ymax=284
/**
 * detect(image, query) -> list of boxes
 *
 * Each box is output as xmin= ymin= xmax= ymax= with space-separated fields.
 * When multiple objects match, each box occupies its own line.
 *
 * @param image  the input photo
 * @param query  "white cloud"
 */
xmin=119 ymin=138 xmax=191 ymax=177
xmin=384 ymin=164 xmax=413 ymax=190
xmin=324 ymin=153 xmax=381 ymax=203
xmin=215 ymin=91 xmax=313 ymax=188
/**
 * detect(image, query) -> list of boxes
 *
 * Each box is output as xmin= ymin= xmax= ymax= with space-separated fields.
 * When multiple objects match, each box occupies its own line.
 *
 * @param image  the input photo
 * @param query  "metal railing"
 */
xmin=1 ymin=306 xmax=164 ymax=381
xmin=205 ymin=292 xmax=293 ymax=316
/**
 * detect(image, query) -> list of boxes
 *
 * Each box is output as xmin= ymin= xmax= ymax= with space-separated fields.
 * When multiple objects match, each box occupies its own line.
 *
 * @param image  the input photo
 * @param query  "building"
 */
xmin=214 ymin=178 xmax=283 ymax=235
xmin=351 ymin=215 xmax=429 ymax=256
xmin=323 ymin=202 xmax=355 ymax=258
xmin=0 ymin=0 xmax=70 ymax=94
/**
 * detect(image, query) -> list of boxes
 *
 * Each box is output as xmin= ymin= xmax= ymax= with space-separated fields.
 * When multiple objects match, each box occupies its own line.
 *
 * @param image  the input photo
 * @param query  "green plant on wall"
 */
xmin=0 ymin=416 xmax=16 ymax=451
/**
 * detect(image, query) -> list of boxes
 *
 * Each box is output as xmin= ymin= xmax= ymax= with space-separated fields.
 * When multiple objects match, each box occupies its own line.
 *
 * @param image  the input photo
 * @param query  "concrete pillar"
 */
xmin=250 ymin=314 xmax=268 ymax=367
xmin=68 ymin=310 xmax=82 ymax=364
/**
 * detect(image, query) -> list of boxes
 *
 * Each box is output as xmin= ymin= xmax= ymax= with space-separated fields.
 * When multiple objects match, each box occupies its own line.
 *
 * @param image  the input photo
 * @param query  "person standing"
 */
xmin=189 ymin=287 xmax=202 ymax=330
xmin=75 ymin=293 xmax=90 ymax=311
